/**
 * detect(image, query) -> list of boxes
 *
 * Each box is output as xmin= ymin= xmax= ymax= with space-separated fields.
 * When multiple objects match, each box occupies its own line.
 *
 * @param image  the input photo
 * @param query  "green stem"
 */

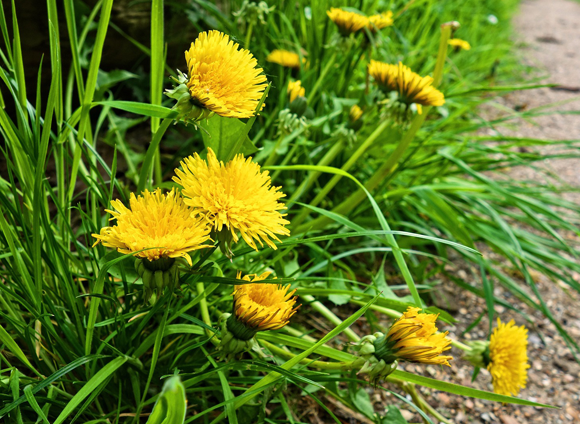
xmin=244 ymin=22 xmax=253 ymax=49
xmin=259 ymin=339 xmax=352 ymax=370
xmin=302 ymin=294 xmax=360 ymax=342
xmin=292 ymin=120 xmax=390 ymax=228
xmin=287 ymin=137 xmax=345 ymax=208
xmin=307 ymin=51 xmax=337 ymax=103
xmin=196 ymin=282 xmax=220 ymax=346
xmin=263 ymin=134 xmax=284 ymax=167
xmin=295 ymin=25 xmax=452 ymax=234
xmin=137 ymin=117 xmax=173 ymax=193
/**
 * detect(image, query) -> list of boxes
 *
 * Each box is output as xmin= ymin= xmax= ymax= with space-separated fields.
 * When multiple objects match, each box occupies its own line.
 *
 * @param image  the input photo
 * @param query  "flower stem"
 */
xmin=137 ymin=117 xmax=173 ymax=193
xmin=292 ymin=120 xmax=390 ymax=228
xmin=301 ymin=294 xmax=360 ymax=342
xmin=295 ymin=25 xmax=452 ymax=233
xmin=245 ymin=22 xmax=253 ymax=50
xmin=196 ymin=282 xmax=220 ymax=346
xmin=259 ymin=339 xmax=352 ymax=370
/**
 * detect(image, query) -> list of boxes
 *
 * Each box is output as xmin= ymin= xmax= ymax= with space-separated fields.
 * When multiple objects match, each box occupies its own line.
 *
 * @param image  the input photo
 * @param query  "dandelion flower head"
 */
xmin=173 ymin=148 xmax=290 ymax=252
xmin=327 ymin=8 xmax=369 ymax=35
xmin=287 ymin=80 xmax=306 ymax=103
xmin=383 ymin=307 xmax=453 ymax=366
xmin=488 ymin=318 xmax=530 ymax=396
xmin=232 ymin=272 xmax=299 ymax=331
xmin=185 ymin=30 xmax=267 ymax=118
xmin=266 ymin=49 xmax=303 ymax=69
xmin=92 ymin=189 xmax=211 ymax=266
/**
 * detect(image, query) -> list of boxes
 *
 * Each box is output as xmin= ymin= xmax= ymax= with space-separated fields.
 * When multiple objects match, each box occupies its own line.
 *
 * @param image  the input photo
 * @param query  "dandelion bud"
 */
xmin=348 ymin=105 xmax=364 ymax=131
xmin=233 ymin=0 xmax=275 ymax=27
xmin=354 ymin=307 xmax=452 ymax=380
xmin=217 ymin=272 xmax=299 ymax=360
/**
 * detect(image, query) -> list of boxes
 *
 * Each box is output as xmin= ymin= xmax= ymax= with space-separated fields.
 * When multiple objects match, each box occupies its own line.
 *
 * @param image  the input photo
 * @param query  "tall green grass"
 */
xmin=0 ymin=0 xmax=577 ymax=423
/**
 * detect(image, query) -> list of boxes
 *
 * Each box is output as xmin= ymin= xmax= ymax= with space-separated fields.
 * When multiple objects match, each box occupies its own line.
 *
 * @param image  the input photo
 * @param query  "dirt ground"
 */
xmin=409 ymin=0 xmax=580 ymax=422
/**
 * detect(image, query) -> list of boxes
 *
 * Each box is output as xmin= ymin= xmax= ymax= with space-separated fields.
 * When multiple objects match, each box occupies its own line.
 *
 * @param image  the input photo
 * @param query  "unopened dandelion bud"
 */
xmin=289 ymin=96 xmax=308 ymax=117
xmin=234 ymin=0 xmax=274 ymax=27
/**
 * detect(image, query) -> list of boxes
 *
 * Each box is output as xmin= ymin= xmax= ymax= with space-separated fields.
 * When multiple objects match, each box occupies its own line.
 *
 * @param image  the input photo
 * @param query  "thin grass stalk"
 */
xmin=299 ymin=24 xmax=453 ymax=232
xmin=292 ymin=120 xmax=391 ymax=228
xmin=286 ymin=137 xmax=345 ymax=208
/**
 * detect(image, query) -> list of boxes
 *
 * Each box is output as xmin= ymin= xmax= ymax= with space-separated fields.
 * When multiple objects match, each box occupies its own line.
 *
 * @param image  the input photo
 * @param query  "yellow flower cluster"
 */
xmin=327 ymin=8 xmax=394 ymax=35
xmin=369 ymin=60 xmax=445 ymax=113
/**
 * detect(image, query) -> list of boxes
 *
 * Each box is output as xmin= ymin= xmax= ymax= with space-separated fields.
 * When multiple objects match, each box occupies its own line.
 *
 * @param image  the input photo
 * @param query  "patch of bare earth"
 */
xmin=412 ymin=0 xmax=580 ymax=423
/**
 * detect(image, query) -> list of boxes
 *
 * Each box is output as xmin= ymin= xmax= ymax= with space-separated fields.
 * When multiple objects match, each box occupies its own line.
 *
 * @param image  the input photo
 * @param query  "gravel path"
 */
xmin=426 ymin=1 xmax=580 ymax=423
xmin=394 ymin=1 xmax=580 ymax=423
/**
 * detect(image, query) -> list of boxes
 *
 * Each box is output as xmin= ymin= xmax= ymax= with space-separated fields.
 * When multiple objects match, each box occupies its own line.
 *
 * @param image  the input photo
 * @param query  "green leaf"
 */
xmin=94 ymin=100 xmax=177 ymax=119
xmin=53 ymin=356 xmax=128 ymax=424
xmin=99 ymin=250 xmax=139 ymax=283
xmin=199 ymin=115 xmax=257 ymax=161
xmin=0 ymin=322 xmax=36 ymax=372
xmin=146 ymin=376 xmax=187 ymax=424
xmin=353 ymin=388 xmax=374 ymax=419
xmin=382 ymin=405 xmax=408 ymax=424
xmin=391 ymin=370 xmax=556 ymax=408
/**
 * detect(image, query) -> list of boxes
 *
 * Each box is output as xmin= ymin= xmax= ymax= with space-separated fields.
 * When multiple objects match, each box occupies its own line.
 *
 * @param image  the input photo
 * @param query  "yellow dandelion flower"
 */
xmin=232 ymin=272 xmax=299 ymax=332
xmin=185 ymin=30 xmax=267 ymax=119
xmin=327 ymin=7 xmax=369 ymax=36
xmin=368 ymin=60 xmax=399 ymax=92
xmin=369 ymin=61 xmax=445 ymax=112
xmin=488 ymin=319 xmax=530 ymax=396
xmin=367 ymin=11 xmax=394 ymax=32
xmin=448 ymin=38 xmax=471 ymax=50
xmin=266 ymin=49 xmax=303 ymax=69
xmin=92 ymin=189 xmax=211 ymax=266
xmin=173 ymin=148 xmax=290 ymax=254
xmin=377 ymin=307 xmax=453 ymax=366
xmin=287 ymin=80 xmax=305 ymax=103
xmin=349 ymin=104 xmax=363 ymax=122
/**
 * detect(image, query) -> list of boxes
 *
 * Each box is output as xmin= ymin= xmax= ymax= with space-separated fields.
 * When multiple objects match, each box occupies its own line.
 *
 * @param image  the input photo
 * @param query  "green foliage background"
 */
xmin=0 ymin=0 xmax=578 ymax=423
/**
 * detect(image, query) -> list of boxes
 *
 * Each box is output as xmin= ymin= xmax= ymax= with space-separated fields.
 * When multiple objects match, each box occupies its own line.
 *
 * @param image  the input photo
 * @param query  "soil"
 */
xmin=398 ymin=0 xmax=580 ymax=422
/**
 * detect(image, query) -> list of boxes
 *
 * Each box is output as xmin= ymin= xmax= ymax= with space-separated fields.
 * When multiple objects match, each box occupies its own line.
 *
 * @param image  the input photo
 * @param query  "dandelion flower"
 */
xmin=369 ymin=60 xmax=445 ymax=113
xmin=327 ymin=8 xmax=369 ymax=36
xmin=488 ymin=319 xmax=529 ymax=396
xmin=232 ymin=272 xmax=298 ymax=332
xmin=448 ymin=38 xmax=471 ymax=50
xmin=287 ymin=80 xmax=305 ymax=103
xmin=173 ymin=148 xmax=290 ymax=254
xmin=349 ymin=104 xmax=363 ymax=122
xmin=382 ymin=307 xmax=452 ymax=366
xmin=184 ymin=30 xmax=267 ymax=119
xmin=367 ymin=11 xmax=394 ymax=32
xmin=267 ymin=49 xmax=303 ymax=69
xmin=92 ymin=189 xmax=211 ymax=266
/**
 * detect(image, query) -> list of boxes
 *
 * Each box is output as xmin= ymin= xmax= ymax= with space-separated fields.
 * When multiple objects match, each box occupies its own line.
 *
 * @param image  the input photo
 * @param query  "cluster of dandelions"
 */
xmin=92 ymin=25 xmax=529 ymax=398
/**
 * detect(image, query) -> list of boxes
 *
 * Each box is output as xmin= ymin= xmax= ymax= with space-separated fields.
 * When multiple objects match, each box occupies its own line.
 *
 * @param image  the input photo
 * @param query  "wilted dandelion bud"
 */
xmin=233 ymin=0 xmax=275 ymax=27
xmin=465 ymin=319 xmax=529 ymax=396
xmin=218 ymin=272 xmax=299 ymax=360
xmin=277 ymin=109 xmax=309 ymax=136
xmin=92 ymin=189 xmax=211 ymax=302
xmin=354 ymin=307 xmax=452 ymax=381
